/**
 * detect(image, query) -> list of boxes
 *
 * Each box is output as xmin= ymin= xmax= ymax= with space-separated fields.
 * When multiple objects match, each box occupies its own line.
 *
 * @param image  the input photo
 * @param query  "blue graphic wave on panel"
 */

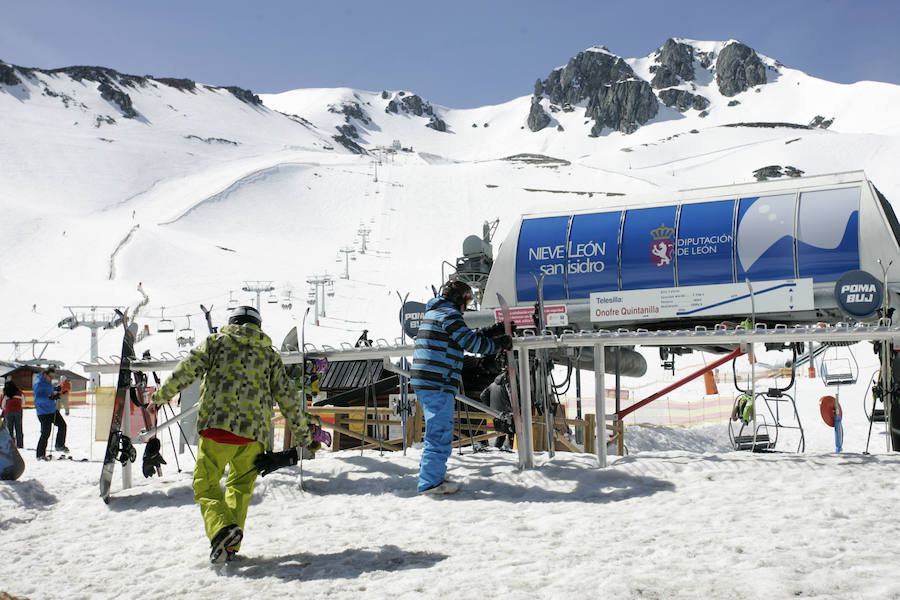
xmin=798 ymin=212 xmax=859 ymax=281
xmin=737 ymin=235 xmax=795 ymax=281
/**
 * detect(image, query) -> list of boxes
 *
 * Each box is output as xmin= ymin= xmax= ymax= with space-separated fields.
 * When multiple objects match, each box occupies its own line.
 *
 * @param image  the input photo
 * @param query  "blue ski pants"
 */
xmin=415 ymin=388 xmax=455 ymax=492
xmin=193 ymin=437 xmax=263 ymax=549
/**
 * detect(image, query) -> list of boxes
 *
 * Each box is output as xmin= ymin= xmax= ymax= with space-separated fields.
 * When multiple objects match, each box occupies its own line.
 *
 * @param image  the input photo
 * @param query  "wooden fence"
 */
xmin=276 ymin=403 xmax=624 ymax=455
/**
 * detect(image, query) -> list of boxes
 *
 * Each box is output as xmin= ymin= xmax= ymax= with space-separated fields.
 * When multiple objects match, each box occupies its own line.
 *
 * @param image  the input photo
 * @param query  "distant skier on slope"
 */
xmin=152 ymin=305 xmax=317 ymax=564
xmin=410 ymin=280 xmax=511 ymax=495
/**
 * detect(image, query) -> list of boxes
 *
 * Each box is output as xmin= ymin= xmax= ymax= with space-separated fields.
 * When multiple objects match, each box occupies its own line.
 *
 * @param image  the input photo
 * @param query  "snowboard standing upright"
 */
xmin=0 ymin=427 xmax=25 ymax=480
xmin=99 ymin=314 xmax=139 ymax=503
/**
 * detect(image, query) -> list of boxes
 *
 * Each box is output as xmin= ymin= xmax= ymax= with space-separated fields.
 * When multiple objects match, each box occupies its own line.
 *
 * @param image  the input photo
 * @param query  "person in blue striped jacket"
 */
xmin=411 ymin=280 xmax=512 ymax=495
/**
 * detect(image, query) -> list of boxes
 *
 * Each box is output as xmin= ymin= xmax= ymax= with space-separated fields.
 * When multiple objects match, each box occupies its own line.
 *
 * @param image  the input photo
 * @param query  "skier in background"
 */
xmin=33 ymin=367 xmax=68 ymax=459
xmin=410 ymin=280 xmax=511 ymax=495
xmin=153 ymin=305 xmax=316 ymax=564
xmin=58 ymin=375 xmax=71 ymax=416
xmin=1 ymin=380 xmax=25 ymax=448
xmin=355 ymin=329 xmax=372 ymax=347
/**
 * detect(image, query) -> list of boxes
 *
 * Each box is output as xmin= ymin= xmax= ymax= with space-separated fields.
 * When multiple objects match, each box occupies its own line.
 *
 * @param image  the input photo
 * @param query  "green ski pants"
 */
xmin=193 ymin=437 xmax=264 ymax=548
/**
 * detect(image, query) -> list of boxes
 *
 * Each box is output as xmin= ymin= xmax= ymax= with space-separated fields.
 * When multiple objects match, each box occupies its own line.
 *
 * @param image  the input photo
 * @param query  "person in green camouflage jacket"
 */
xmin=153 ymin=305 xmax=311 ymax=563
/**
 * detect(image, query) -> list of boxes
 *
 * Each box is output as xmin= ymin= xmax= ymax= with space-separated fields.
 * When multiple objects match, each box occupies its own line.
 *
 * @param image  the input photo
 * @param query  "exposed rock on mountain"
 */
xmin=385 ymin=93 xmax=434 ymax=117
xmin=589 ymin=78 xmax=658 ymax=135
xmin=533 ymin=48 xmax=658 ymax=135
xmin=0 ymin=61 xmax=22 ymax=86
xmin=98 ymin=81 xmax=138 ymax=118
xmin=658 ymin=88 xmax=709 ymax=112
xmin=716 ymin=42 xmax=767 ymax=97
xmin=527 ymin=99 xmax=551 ymax=132
xmin=336 ymin=123 xmax=360 ymax=139
xmin=753 ymin=165 xmax=805 ymax=181
xmin=329 ymin=101 xmax=371 ymax=124
xmin=426 ymin=116 xmax=447 ymax=132
xmin=157 ymin=78 xmax=197 ymax=92
xmin=650 ymin=39 xmax=695 ymax=89
xmin=539 ymin=49 xmax=635 ymax=106
xmin=383 ymin=92 xmax=448 ymax=132
xmin=222 ymin=86 xmax=261 ymax=105
xmin=0 ymin=61 xmax=263 ymax=115
xmin=809 ymin=115 xmax=834 ymax=129
xmin=50 ymin=65 xmax=148 ymax=88
xmin=332 ymin=133 xmax=366 ymax=154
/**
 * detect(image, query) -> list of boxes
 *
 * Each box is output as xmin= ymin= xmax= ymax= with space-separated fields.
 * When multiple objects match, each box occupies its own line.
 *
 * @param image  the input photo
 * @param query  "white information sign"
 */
xmin=589 ymin=279 xmax=815 ymax=322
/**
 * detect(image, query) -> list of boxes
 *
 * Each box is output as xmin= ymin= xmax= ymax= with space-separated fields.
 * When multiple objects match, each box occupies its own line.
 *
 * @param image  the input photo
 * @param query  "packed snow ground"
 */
xmin=3 ymin=348 xmax=899 ymax=600
xmin=4 ymin=39 xmax=900 ymax=599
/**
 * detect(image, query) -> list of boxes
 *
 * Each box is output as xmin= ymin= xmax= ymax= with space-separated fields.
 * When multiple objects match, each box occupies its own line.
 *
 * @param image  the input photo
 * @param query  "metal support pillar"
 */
xmin=89 ymin=325 xmax=101 ymax=390
xmin=517 ymin=347 xmax=534 ymax=468
xmin=594 ymin=343 xmax=607 ymax=468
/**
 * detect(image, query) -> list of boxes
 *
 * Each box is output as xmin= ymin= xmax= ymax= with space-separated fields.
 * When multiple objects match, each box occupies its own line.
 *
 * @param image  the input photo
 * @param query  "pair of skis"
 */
xmin=497 ymin=294 xmax=528 ymax=467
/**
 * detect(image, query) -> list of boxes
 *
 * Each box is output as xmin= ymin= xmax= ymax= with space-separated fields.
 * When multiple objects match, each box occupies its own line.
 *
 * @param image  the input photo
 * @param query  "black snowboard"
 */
xmin=99 ymin=315 xmax=139 ymax=503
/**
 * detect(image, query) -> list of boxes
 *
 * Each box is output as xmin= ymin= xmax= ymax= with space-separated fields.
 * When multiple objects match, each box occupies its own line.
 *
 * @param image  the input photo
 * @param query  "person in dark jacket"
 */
xmin=33 ymin=367 xmax=68 ymax=459
xmin=410 ymin=280 xmax=511 ymax=495
xmin=2 ymin=380 xmax=25 ymax=448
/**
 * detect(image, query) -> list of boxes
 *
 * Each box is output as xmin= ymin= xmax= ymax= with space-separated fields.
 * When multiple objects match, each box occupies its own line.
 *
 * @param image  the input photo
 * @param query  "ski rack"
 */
xmin=79 ymin=322 xmax=900 ymax=469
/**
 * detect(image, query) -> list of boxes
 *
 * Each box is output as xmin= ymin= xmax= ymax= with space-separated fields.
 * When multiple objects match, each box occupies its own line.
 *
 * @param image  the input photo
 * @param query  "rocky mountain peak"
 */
xmin=527 ymin=38 xmax=779 ymax=136
xmin=650 ymin=38 xmax=695 ymax=89
xmin=715 ymin=41 xmax=767 ymax=97
xmin=531 ymin=48 xmax=658 ymax=135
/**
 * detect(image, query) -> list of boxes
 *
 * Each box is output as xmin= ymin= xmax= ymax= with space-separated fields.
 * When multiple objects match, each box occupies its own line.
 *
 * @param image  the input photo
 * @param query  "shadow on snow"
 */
xmin=223 ymin=544 xmax=448 ymax=581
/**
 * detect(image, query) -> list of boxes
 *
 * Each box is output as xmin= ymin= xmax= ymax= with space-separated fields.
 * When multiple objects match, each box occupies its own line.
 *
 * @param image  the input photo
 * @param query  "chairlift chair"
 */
xmin=727 ymin=345 xmax=805 ymax=452
xmin=176 ymin=315 xmax=196 ymax=348
xmin=158 ymin=307 xmax=175 ymax=334
xmin=226 ymin=291 xmax=239 ymax=311
xmin=267 ymin=293 xmax=278 ymax=304
xmin=820 ymin=348 xmax=858 ymax=386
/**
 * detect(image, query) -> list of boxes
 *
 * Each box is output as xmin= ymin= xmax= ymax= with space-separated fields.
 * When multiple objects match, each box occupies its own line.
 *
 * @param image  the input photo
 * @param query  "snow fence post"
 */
xmin=594 ymin=344 xmax=607 ymax=468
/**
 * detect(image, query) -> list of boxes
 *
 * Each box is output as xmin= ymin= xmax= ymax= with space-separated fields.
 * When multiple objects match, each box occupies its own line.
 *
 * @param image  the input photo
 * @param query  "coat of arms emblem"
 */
xmin=650 ymin=223 xmax=674 ymax=267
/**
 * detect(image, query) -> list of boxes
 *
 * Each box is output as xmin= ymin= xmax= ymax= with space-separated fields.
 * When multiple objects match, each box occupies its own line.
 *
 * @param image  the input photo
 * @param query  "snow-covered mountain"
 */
xmin=3 ymin=38 xmax=900 ymax=378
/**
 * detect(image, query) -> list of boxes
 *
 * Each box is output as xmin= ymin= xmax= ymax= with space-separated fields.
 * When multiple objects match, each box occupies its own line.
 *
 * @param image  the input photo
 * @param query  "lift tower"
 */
xmin=241 ymin=281 xmax=275 ymax=312
xmin=58 ymin=306 xmax=123 ymax=390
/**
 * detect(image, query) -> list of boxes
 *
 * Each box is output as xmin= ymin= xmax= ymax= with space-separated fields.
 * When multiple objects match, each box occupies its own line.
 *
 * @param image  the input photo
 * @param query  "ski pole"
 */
xmin=161 ymin=403 xmax=182 ymax=472
xmin=168 ymin=403 xmax=197 ymax=462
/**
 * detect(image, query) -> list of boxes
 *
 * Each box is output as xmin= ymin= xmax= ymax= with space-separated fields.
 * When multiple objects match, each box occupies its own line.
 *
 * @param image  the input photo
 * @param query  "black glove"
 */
xmin=481 ymin=322 xmax=506 ymax=338
xmin=54 ymin=385 xmax=62 ymax=392
xmin=495 ymin=335 xmax=513 ymax=351
xmin=493 ymin=413 xmax=516 ymax=435
xmin=141 ymin=438 xmax=167 ymax=478
xmin=254 ymin=447 xmax=299 ymax=477
xmin=49 ymin=393 xmax=61 ymax=402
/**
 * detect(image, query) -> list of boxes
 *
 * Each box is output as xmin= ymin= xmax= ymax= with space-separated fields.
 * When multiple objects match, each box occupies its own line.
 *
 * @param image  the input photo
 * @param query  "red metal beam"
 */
xmin=615 ymin=347 xmax=745 ymax=420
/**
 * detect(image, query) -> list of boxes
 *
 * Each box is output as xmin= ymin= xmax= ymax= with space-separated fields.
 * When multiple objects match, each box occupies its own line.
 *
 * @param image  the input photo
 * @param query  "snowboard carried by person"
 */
xmin=0 ymin=427 xmax=25 ymax=480
xmin=99 ymin=313 xmax=139 ymax=503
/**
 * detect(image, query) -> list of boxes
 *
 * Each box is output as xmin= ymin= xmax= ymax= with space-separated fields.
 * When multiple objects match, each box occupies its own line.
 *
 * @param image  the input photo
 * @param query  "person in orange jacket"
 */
xmin=59 ymin=375 xmax=72 ymax=416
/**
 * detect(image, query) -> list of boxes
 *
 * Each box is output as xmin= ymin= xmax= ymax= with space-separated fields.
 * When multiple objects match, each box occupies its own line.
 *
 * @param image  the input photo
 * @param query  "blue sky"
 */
xmin=3 ymin=0 xmax=898 ymax=108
